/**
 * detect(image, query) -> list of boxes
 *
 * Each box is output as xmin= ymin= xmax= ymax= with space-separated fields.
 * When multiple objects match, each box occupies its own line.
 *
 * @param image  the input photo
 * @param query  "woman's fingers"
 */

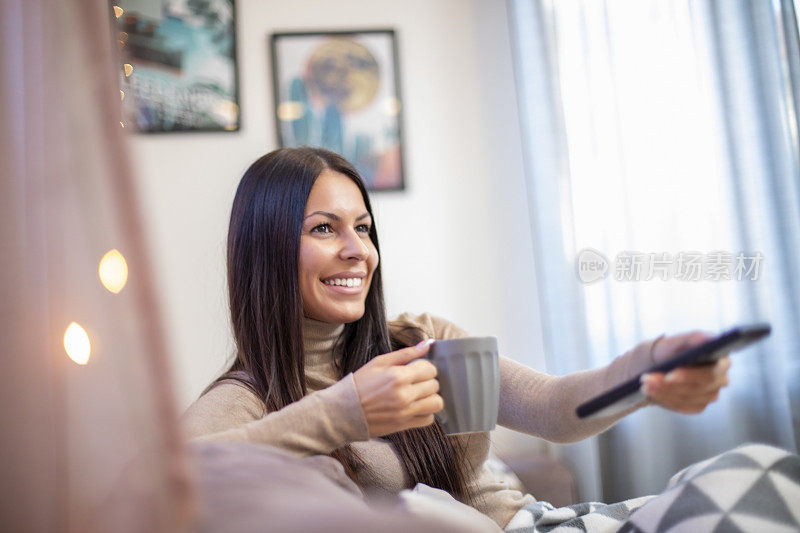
xmin=642 ymin=357 xmax=730 ymax=413
xmin=652 ymin=373 xmax=726 ymax=394
xmin=645 ymin=384 xmax=721 ymax=406
xmin=643 ymin=373 xmax=728 ymax=398
xmin=405 ymin=393 xmax=444 ymax=417
xmin=408 ymin=378 xmax=439 ymax=401
xmin=713 ymin=356 xmax=732 ymax=376
xmin=644 ymin=358 xmax=730 ymax=394
xmin=405 ymin=358 xmax=438 ymax=382
xmin=644 ymin=385 xmax=721 ymax=412
xmin=653 ymin=392 xmax=721 ymax=414
xmin=380 ymin=339 xmax=434 ymax=366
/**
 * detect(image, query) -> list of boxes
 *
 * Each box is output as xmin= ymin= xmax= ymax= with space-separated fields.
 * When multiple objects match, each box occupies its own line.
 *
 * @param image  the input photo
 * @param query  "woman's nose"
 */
xmin=339 ymin=228 xmax=369 ymax=261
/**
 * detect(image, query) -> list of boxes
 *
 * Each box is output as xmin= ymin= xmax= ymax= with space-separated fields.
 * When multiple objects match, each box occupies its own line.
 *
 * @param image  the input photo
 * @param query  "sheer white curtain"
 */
xmin=508 ymin=0 xmax=800 ymax=502
xmin=1 ymin=1 xmax=192 ymax=530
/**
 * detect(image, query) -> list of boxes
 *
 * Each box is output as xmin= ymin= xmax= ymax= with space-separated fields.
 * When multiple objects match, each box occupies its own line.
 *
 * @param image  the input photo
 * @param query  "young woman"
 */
xmin=182 ymin=147 xmax=786 ymax=530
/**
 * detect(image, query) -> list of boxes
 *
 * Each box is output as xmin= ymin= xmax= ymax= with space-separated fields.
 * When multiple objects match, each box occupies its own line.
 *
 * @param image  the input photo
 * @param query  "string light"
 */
xmin=98 ymin=249 xmax=129 ymax=293
xmin=64 ymin=322 xmax=91 ymax=365
xmin=115 ymin=9 xmax=130 ymax=132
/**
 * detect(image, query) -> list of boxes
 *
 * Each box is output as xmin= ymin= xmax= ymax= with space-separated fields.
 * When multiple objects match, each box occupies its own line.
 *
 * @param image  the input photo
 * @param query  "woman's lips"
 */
xmin=320 ymin=280 xmax=364 ymax=295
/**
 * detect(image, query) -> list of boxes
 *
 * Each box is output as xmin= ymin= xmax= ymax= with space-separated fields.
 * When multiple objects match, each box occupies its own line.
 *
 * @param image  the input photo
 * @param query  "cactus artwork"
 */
xmin=272 ymin=30 xmax=405 ymax=191
xmin=288 ymin=78 xmax=311 ymax=144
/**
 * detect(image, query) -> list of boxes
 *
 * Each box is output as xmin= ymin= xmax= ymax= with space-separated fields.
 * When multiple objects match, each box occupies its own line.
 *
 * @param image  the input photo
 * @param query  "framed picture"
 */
xmin=115 ymin=0 xmax=240 ymax=133
xmin=271 ymin=30 xmax=405 ymax=191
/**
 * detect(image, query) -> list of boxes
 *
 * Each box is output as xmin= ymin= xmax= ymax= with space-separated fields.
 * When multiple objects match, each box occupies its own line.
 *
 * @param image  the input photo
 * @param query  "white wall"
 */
xmin=130 ymin=0 xmax=546 ymax=411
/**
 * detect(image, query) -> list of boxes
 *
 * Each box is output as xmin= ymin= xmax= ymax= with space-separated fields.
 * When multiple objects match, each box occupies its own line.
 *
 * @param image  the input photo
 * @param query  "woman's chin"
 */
xmin=312 ymin=305 xmax=365 ymax=324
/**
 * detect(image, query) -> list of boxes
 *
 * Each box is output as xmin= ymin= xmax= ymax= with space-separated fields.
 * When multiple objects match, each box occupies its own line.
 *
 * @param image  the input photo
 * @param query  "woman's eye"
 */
xmin=310 ymin=222 xmax=371 ymax=235
xmin=311 ymin=223 xmax=333 ymax=234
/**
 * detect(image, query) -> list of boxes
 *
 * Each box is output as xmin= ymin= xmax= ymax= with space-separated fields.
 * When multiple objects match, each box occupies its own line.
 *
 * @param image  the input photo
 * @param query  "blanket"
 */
xmin=505 ymin=443 xmax=800 ymax=532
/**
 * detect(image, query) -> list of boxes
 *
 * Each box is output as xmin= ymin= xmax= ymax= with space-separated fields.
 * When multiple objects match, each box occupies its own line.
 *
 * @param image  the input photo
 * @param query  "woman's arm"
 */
xmin=499 ymin=330 xmax=733 ymax=442
xmin=182 ymin=338 xmax=444 ymax=455
xmin=181 ymin=373 xmax=370 ymax=457
xmin=498 ymin=337 xmax=661 ymax=443
xmin=388 ymin=311 xmax=652 ymax=442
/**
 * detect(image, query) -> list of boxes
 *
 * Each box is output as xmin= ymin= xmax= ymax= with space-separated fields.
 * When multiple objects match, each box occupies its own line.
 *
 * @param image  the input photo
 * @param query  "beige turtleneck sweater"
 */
xmin=181 ymin=312 xmax=659 ymax=529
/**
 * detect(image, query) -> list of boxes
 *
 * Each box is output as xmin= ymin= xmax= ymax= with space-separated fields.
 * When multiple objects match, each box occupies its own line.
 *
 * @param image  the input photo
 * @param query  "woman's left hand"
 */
xmin=641 ymin=331 xmax=731 ymax=414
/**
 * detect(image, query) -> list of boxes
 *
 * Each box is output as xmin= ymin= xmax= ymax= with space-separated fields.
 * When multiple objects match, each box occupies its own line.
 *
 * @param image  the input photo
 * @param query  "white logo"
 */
xmin=577 ymin=248 xmax=609 ymax=284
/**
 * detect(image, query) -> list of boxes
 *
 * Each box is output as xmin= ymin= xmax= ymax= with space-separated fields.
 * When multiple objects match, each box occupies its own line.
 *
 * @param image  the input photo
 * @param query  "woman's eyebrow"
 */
xmin=303 ymin=211 xmax=371 ymax=221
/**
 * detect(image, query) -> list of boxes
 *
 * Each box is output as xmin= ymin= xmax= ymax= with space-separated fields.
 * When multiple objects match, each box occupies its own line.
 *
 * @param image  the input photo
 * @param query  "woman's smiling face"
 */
xmin=298 ymin=169 xmax=379 ymax=324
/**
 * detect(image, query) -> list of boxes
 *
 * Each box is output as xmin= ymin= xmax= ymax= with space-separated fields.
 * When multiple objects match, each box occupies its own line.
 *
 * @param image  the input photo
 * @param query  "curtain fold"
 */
xmin=508 ymin=0 xmax=800 ymax=502
xmin=704 ymin=0 xmax=800 ymax=449
xmin=507 ymin=0 xmax=604 ymax=502
xmin=0 ymin=0 xmax=193 ymax=530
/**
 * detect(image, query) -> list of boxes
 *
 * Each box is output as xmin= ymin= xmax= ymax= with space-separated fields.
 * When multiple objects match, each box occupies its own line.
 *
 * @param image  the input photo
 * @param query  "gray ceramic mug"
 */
xmin=426 ymin=336 xmax=500 ymax=434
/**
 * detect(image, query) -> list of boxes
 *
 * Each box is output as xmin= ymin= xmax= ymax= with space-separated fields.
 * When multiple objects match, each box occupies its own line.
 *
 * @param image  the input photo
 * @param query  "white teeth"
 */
xmin=323 ymin=277 xmax=362 ymax=287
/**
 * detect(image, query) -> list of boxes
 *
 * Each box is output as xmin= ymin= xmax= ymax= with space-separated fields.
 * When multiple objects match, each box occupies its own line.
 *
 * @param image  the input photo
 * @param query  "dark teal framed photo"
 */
xmin=116 ymin=0 xmax=240 ymax=133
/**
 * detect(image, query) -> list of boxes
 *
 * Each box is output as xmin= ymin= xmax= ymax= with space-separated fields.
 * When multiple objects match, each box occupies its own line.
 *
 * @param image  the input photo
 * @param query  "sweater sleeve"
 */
xmin=388 ymin=311 xmax=470 ymax=345
xmin=389 ymin=312 xmax=660 ymax=442
xmin=459 ymin=337 xmax=662 ymax=529
xmin=498 ymin=336 xmax=663 ymax=443
xmin=180 ymin=372 xmax=371 ymax=456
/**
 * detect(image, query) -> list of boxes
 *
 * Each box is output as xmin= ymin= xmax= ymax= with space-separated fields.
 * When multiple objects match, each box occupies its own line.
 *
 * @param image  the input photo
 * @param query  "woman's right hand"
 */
xmin=352 ymin=339 xmax=443 ymax=437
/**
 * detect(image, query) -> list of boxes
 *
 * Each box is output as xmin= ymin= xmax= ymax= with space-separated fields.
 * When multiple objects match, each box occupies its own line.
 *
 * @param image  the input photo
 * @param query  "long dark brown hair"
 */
xmin=218 ymin=147 xmax=472 ymax=502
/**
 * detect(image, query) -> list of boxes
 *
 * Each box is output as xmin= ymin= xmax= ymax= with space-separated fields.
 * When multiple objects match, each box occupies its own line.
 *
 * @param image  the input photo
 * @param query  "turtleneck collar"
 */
xmin=301 ymin=315 xmax=345 ymax=391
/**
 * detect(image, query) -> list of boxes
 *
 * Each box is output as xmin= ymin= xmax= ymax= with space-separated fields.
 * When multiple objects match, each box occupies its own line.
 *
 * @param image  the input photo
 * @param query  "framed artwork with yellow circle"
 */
xmin=271 ymin=29 xmax=405 ymax=191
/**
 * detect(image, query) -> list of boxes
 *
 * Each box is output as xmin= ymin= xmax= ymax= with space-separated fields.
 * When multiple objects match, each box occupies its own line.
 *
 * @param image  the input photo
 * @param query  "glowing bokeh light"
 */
xmin=383 ymin=97 xmax=401 ymax=115
xmin=113 ymin=6 xmax=123 ymax=18
xmin=99 ymin=249 xmax=128 ymax=293
xmin=64 ymin=322 xmax=90 ymax=365
xmin=123 ymin=63 xmax=133 ymax=77
xmin=277 ymin=101 xmax=306 ymax=121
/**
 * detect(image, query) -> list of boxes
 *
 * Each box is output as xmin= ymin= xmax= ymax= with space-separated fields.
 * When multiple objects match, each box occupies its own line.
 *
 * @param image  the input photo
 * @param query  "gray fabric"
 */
xmin=188 ymin=441 xmax=488 ymax=533
xmin=506 ymin=444 xmax=800 ymax=532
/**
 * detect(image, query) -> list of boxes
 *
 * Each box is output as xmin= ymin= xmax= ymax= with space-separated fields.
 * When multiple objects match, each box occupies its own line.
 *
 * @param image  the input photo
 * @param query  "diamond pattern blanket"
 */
xmin=505 ymin=443 xmax=800 ymax=533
